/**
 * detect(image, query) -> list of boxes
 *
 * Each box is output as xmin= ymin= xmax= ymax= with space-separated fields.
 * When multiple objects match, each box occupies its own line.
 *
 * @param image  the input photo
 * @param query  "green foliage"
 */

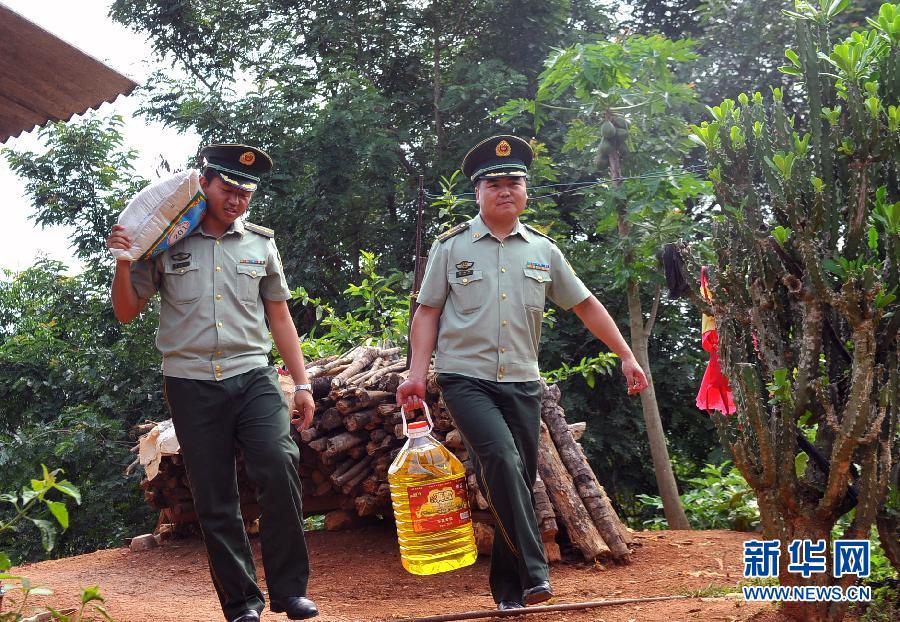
xmin=290 ymin=252 xmax=411 ymax=359
xmin=541 ymin=353 xmax=619 ymax=388
xmin=1 ymin=116 xmax=145 ymax=271
xmin=636 ymin=461 xmax=759 ymax=530
xmin=0 ymin=470 xmax=112 ymax=622
xmin=0 ymin=260 xmax=160 ymax=562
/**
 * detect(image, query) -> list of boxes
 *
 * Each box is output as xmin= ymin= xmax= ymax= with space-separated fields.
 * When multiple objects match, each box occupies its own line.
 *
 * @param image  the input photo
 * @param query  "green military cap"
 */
xmin=461 ymin=135 xmax=533 ymax=182
xmin=199 ymin=143 xmax=273 ymax=192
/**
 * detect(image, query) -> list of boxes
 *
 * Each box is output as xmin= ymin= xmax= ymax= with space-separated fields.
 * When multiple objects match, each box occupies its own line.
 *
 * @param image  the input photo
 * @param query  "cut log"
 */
xmin=541 ymin=381 xmax=631 ymax=557
xmin=335 ymin=390 xmax=393 ymax=415
xmin=537 ymin=423 xmax=609 ymax=561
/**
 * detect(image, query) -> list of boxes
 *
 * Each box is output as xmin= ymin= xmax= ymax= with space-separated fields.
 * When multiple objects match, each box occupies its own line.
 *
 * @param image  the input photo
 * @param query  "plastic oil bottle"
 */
xmin=388 ymin=404 xmax=478 ymax=575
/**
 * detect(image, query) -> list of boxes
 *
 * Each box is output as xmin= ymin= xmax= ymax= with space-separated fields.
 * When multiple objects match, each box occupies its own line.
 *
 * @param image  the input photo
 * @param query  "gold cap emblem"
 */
xmin=239 ymin=151 xmax=256 ymax=166
xmin=495 ymin=140 xmax=512 ymax=157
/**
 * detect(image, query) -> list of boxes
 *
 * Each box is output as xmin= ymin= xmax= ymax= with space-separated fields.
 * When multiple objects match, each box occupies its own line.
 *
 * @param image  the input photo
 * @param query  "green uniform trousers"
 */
xmin=164 ymin=366 xmax=309 ymax=621
xmin=435 ymin=373 xmax=549 ymax=604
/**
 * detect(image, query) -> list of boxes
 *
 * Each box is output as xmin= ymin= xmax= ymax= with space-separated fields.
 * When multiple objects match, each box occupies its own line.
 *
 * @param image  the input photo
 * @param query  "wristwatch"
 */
xmin=294 ymin=383 xmax=312 ymax=393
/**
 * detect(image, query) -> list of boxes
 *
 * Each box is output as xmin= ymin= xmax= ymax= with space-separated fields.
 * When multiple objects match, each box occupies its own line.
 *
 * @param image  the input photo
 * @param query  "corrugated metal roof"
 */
xmin=0 ymin=3 xmax=138 ymax=143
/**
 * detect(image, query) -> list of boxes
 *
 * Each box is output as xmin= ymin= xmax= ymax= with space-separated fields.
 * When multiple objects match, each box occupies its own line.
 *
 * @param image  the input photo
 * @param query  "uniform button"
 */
xmin=215 ymin=266 xmax=222 ymax=272
xmin=500 ymin=347 xmax=506 ymax=353
xmin=216 ymin=350 xmax=223 ymax=356
xmin=215 ymin=366 xmax=221 ymax=372
xmin=500 ymin=242 xmax=505 ymax=247
xmin=473 ymin=232 xmax=480 ymax=239
xmin=251 ymin=270 xmax=257 ymax=278
xmin=462 ymin=278 xmax=469 ymax=284
xmin=216 ymin=372 xmax=222 ymax=379
xmin=498 ymin=373 xmax=505 ymax=380
xmin=216 ymin=294 xmax=223 ymax=300
xmin=217 ymin=321 xmax=223 ymax=328
xmin=501 ymin=320 xmax=508 ymax=327
xmin=216 ymin=240 xmax=221 ymax=245
xmin=501 ymin=293 xmax=507 ymax=299
xmin=178 ymin=268 xmax=185 ymax=274
xmin=501 ymin=267 xmax=507 ymax=273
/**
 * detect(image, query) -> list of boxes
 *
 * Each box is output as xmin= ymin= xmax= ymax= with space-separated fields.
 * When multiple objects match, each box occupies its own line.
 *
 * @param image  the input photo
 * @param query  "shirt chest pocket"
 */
xmin=236 ymin=264 xmax=263 ymax=304
xmin=448 ymin=270 xmax=484 ymax=314
xmin=162 ymin=264 xmax=200 ymax=305
xmin=523 ymin=268 xmax=552 ymax=309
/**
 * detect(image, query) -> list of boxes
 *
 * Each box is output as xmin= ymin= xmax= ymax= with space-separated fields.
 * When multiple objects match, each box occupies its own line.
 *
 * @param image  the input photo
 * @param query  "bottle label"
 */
xmin=407 ymin=476 xmax=471 ymax=533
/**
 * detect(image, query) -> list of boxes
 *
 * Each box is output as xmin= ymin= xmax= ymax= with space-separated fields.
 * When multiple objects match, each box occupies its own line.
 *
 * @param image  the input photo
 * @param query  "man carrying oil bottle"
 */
xmin=397 ymin=135 xmax=648 ymax=611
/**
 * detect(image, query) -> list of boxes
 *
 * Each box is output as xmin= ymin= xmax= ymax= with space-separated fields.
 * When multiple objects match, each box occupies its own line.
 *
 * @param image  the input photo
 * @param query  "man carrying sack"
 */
xmin=108 ymin=144 xmax=319 ymax=622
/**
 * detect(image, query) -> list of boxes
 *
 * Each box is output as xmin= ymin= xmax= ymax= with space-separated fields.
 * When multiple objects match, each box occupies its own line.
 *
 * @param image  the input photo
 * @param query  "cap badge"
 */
xmin=495 ymin=140 xmax=512 ymax=157
xmin=239 ymin=151 xmax=256 ymax=166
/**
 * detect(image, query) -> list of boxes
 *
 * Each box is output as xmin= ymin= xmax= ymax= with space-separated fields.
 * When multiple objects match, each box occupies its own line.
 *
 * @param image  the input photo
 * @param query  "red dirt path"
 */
xmin=8 ymin=526 xmax=797 ymax=622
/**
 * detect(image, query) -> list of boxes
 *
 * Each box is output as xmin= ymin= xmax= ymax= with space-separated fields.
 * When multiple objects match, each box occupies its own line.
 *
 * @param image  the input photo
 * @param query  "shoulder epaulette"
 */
xmin=245 ymin=222 xmax=275 ymax=238
xmin=436 ymin=221 xmax=470 ymax=243
xmin=523 ymin=223 xmax=555 ymax=242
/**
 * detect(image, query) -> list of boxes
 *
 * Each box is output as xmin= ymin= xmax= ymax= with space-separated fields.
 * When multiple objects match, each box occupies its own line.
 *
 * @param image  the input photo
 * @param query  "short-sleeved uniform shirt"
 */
xmin=417 ymin=214 xmax=591 ymax=382
xmin=130 ymin=219 xmax=291 ymax=381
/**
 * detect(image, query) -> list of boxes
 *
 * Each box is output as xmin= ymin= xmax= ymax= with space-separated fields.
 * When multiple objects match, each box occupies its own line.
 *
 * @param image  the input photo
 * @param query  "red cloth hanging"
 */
xmin=696 ymin=268 xmax=736 ymax=415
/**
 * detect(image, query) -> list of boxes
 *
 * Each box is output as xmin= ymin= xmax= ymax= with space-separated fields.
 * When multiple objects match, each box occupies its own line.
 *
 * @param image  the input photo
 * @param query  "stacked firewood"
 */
xmin=136 ymin=345 xmax=632 ymax=562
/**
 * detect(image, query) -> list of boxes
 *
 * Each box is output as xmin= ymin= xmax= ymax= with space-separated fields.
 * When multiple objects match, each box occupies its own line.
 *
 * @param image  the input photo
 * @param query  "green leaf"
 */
xmin=29 ymin=587 xmax=54 ymax=596
xmin=867 ymin=227 xmax=878 ymax=251
xmin=81 ymin=585 xmax=104 ymax=604
xmin=45 ymin=500 xmax=69 ymax=529
xmin=29 ymin=518 xmax=57 ymax=552
xmin=52 ymin=480 xmax=81 ymax=505
xmin=0 ymin=551 xmax=10 ymax=571
xmin=795 ymin=452 xmax=809 ymax=478
xmin=772 ymin=226 xmax=792 ymax=247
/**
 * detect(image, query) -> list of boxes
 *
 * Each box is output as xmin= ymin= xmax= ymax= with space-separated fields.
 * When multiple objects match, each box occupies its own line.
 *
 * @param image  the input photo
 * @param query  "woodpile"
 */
xmin=136 ymin=345 xmax=632 ymax=563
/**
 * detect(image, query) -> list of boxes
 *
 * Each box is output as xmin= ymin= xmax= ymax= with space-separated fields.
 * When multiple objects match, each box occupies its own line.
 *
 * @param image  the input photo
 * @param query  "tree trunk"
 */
xmin=608 ymin=149 xmax=690 ymax=530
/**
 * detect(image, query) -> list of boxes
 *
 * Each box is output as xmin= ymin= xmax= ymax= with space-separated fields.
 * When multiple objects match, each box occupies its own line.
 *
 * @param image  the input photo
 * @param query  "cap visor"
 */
xmin=219 ymin=172 xmax=258 ymax=192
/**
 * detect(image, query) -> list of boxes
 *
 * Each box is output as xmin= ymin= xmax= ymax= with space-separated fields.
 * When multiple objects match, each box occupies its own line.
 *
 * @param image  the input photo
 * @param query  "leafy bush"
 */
xmin=289 ymin=250 xmax=411 ymax=359
xmin=0 ymin=468 xmax=112 ymax=622
xmin=636 ymin=461 xmax=759 ymax=531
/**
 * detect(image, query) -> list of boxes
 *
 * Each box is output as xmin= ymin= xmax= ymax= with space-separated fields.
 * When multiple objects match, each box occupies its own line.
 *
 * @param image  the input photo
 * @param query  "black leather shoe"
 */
xmin=230 ymin=610 xmax=260 ymax=622
xmin=523 ymin=580 xmax=553 ymax=605
xmin=270 ymin=596 xmax=319 ymax=620
xmin=498 ymin=600 xmax=524 ymax=611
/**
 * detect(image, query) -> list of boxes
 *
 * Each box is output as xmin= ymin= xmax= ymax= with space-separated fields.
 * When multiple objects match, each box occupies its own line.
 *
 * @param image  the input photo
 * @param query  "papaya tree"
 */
xmin=497 ymin=34 xmax=711 ymax=529
xmin=680 ymin=2 xmax=898 ymax=620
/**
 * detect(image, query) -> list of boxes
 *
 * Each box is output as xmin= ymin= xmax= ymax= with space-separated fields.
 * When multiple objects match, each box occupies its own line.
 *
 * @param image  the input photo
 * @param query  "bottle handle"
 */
xmin=400 ymin=402 xmax=434 ymax=436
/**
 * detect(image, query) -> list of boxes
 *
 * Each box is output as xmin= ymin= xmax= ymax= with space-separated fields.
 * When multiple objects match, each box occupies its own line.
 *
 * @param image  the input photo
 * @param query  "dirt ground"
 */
xmin=8 ymin=526 xmax=801 ymax=622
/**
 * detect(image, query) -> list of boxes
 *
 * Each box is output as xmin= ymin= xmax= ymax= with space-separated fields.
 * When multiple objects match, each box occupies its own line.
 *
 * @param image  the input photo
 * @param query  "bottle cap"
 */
xmin=406 ymin=420 xmax=430 ymax=438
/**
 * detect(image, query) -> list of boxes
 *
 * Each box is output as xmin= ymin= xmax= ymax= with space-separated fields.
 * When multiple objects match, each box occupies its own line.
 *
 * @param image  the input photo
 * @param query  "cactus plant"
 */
xmin=681 ymin=3 xmax=898 ymax=620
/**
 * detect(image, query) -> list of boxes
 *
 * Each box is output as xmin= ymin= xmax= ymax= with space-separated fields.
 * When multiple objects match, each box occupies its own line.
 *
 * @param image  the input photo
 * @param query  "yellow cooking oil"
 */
xmin=388 ymin=410 xmax=477 ymax=575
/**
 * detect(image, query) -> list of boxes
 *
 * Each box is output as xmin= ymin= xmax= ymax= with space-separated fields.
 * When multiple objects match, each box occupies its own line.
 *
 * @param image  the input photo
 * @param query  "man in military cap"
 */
xmin=397 ymin=135 xmax=648 ymax=610
xmin=108 ymin=144 xmax=319 ymax=622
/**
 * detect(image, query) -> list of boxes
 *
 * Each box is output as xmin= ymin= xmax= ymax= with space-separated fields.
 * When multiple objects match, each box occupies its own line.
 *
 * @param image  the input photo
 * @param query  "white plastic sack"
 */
xmin=111 ymin=169 xmax=207 ymax=261
xmin=138 ymin=419 xmax=181 ymax=481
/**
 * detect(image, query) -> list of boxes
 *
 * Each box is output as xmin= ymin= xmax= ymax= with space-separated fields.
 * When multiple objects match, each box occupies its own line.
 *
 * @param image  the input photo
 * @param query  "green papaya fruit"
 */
xmin=600 ymin=121 xmax=616 ymax=139
xmin=598 ymin=138 xmax=615 ymax=156
xmin=611 ymin=115 xmax=629 ymax=129
xmin=614 ymin=127 xmax=629 ymax=144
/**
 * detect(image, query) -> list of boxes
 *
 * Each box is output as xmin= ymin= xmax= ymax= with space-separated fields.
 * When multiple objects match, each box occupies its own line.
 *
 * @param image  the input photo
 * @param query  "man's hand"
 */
xmin=107 ymin=224 xmax=132 ymax=253
xmin=396 ymin=376 xmax=427 ymax=411
xmin=291 ymin=390 xmax=315 ymax=431
xmin=622 ymin=356 xmax=649 ymax=396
